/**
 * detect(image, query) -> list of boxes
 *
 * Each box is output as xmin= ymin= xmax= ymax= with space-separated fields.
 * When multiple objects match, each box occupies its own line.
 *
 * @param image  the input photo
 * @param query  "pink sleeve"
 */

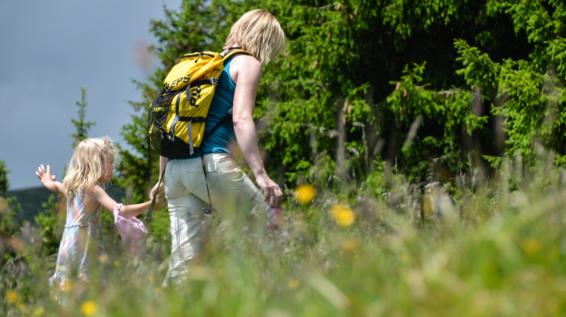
xmin=113 ymin=203 xmax=124 ymax=221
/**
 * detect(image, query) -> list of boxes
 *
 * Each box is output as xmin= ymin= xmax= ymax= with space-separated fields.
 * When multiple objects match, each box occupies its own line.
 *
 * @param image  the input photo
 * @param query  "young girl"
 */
xmin=35 ymin=137 xmax=152 ymax=288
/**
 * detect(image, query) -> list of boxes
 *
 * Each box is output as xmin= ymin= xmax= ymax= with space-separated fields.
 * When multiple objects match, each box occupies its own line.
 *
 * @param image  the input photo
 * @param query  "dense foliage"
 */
xmin=117 ymin=0 xmax=565 ymax=199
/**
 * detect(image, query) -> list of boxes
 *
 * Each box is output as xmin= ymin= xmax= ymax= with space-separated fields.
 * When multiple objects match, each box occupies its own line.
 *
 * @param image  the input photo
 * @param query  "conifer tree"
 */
xmin=0 ymin=160 xmax=23 ymax=278
xmin=0 ymin=160 xmax=20 ymax=234
xmin=71 ymin=87 xmax=95 ymax=145
xmin=0 ymin=160 xmax=8 ymax=198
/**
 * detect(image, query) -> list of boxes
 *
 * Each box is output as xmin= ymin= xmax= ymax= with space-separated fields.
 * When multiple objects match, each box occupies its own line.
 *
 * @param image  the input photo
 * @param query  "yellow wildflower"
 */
xmin=155 ymin=287 xmax=165 ymax=296
xmin=33 ymin=306 xmax=45 ymax=317
xmin=288 ymin=279 xmax=300 ymax=289
xmin=522 ymin=239 xmax=541 ymax=255
xmin=98 ymin=254 xmax=109 ymax=264
xmin=61 ymin=280 xmax=73 ymax=293
xmin=80 ymin=300 xmax=97 ymax=316
xmin=341 ymin=239 xmax=359 ymax=253
xmin=16 ymin=302 xmax=27 ymax=313
xmin=5 ymin=290 xmax=18 ymax=304
xmin=294 ymin=184 xmax=317 ymax=204
xmin=330 ymin=204 xmax=355 ymax=227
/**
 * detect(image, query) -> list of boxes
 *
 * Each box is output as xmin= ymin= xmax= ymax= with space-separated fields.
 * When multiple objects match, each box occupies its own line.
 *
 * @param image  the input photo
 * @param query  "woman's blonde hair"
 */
xmin=224 ymin=9 xmax=285 ymax=64
xmin=63 ymin=137 xmax=115 ymax=198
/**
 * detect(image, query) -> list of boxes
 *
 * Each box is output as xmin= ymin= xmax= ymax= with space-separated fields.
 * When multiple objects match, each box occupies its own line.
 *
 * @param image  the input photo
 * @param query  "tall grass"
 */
xmin=2 ymin=155 xmax=566 ymax=316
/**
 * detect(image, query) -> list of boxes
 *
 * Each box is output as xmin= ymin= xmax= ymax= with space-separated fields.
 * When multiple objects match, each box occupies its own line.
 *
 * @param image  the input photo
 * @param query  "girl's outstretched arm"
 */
xmin=35 ymin=164 xmax=65 ymax=193
xmin=91 ymin=185 xmax=151 ymax=218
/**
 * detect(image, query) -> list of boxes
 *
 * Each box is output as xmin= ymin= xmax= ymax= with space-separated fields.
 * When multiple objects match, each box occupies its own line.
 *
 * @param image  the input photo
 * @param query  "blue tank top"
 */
xmin=185 ymin=57 xmax=236 ymax=159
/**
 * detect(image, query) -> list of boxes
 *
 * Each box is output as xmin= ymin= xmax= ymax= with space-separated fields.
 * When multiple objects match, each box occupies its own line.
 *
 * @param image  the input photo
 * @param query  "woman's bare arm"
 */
xmin=231 ymin=55 xmax=283 ymax=207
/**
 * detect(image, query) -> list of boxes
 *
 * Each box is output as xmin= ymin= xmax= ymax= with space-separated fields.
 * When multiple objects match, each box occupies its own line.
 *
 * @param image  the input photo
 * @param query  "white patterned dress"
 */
xmin=49 ymin=191 xmax=104 ymax=286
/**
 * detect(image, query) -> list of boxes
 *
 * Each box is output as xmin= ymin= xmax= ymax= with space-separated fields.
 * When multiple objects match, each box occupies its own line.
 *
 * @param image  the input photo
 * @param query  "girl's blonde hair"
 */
xmin=224 ymin=9 xmax=285 ymax=64
xmin=63 ymin=137 xmax=115 ymax=198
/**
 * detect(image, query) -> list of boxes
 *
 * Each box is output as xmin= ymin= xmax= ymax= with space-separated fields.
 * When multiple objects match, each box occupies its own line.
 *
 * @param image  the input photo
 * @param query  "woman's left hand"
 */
xmin=255 ymin=173 xmax=283 ymax=207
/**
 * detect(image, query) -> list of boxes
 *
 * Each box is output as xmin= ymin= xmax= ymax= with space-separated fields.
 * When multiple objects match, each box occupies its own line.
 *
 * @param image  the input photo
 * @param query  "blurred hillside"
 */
xmin=7 ymin=185 xmax=125 ymax=223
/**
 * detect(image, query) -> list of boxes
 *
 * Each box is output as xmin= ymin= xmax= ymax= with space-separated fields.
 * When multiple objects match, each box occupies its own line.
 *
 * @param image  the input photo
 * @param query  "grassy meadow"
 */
xmin=2 ymin=154 xmax=566 ymax=317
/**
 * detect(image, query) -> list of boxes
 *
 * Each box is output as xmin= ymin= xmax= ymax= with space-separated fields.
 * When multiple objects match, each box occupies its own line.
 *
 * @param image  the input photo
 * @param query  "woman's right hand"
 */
xmin=149 ymin=182 xmax=165 ymax=201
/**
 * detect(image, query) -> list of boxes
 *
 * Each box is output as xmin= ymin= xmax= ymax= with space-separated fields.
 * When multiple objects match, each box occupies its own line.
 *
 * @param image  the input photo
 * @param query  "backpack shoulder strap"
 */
xmin=180 ymin=51 xmax=217 ymax=60
xmin=221 ymin=47 xmax=251 ymax=61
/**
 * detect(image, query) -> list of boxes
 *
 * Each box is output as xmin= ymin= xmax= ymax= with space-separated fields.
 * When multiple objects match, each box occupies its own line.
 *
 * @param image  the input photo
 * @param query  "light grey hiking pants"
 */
xmin=163 ymin=153 xmax=268 ymax=284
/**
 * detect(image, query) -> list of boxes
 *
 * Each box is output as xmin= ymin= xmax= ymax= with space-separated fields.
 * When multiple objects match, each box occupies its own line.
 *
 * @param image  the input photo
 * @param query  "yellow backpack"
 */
xmin=147 ymin=48 xmax=248 ymax=158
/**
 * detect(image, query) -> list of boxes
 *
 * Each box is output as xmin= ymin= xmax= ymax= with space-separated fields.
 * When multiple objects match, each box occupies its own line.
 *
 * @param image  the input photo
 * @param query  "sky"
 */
xmin=0 ymin=0 xmax=181 ymax=190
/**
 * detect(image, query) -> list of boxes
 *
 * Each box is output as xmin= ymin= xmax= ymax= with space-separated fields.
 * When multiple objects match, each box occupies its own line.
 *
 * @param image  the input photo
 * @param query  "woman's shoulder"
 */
xmin=230 ymin=54 xmax=261 ymax=83
xmin=231 ymin=54 xmax=261 ymax=73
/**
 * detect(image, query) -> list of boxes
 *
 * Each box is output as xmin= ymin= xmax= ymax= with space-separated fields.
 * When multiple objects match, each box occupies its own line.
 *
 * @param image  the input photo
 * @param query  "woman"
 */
xmin=152 ymin=9 xmax=285 ymax=284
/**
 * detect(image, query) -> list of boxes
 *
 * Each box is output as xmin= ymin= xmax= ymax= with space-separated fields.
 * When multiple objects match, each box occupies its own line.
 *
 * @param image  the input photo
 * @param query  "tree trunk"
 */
xmin=336 ymin=98 xmax=348 ymax=182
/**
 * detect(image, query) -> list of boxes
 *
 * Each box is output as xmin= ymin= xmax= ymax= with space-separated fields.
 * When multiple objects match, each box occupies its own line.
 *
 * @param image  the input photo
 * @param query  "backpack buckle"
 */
xmin=184 ymin=83 xmax=192 ymax=102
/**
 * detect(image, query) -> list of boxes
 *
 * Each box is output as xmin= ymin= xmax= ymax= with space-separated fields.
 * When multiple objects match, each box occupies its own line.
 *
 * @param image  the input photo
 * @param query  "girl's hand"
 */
xmin=35 ymin=164 xmax=56 ymax=184
xmin=35 ymin=164 xmax=64 ymax=193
